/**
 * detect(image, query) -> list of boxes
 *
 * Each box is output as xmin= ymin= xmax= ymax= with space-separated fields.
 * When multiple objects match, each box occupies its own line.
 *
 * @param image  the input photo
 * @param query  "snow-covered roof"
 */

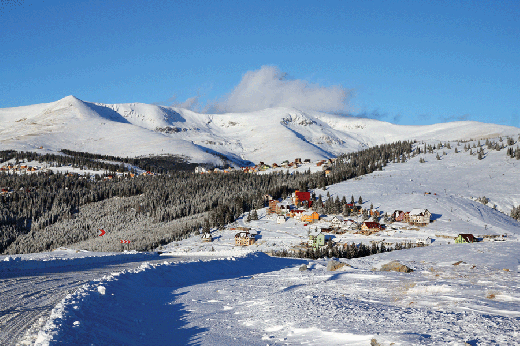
xmin=410 ymin=209 xmax=428 ymax=216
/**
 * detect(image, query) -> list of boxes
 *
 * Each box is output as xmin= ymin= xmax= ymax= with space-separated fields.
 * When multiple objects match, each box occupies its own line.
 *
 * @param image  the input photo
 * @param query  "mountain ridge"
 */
xmin=0 ymin=96 xmax=518 ymax=165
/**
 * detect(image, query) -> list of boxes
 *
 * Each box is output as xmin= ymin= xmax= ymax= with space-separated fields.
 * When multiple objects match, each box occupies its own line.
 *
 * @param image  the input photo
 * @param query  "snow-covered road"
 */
xmin=0 ymin=252 xmax=170 ymax=346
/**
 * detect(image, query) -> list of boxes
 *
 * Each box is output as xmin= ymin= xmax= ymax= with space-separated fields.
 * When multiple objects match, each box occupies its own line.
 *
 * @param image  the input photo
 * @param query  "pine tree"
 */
xmin=203 ymin=219 xmax=210 ymax=233
xmin=358 ymin=196 xmax=363 ymax=205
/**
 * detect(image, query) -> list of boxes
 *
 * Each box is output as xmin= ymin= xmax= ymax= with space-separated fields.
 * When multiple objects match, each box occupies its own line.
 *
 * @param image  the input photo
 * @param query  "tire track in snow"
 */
xmin=0 ymin=258 xmax=180 ymax=346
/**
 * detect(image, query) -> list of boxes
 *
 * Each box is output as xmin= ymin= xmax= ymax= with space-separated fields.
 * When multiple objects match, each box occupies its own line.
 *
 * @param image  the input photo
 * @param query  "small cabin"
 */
xmin=201 ymin=233 xmax=213 ymax=242
xmin=361 ymin=222 xmax=383 ymax=232
xmin=455 ymin=234 xmax=475 ymax=243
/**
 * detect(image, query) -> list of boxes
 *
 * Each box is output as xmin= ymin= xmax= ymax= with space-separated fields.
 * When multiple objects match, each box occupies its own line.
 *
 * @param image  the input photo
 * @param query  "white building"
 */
xmin=409 ymin=209 xmax=431 ymax=225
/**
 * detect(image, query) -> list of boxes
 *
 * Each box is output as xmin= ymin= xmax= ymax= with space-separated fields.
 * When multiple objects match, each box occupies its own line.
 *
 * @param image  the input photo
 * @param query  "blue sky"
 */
xmin=1 ymin=0 xmax=518 ymax=126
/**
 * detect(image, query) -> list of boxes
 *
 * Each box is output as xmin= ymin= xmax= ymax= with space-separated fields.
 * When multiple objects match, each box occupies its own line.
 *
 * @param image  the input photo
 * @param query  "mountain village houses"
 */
xmin=194 ymin=161 xmax=486 ymax=249
xmin=251 ymin=190 xmax=445 ymax=249
xmin=194 ymin=158 xmax=336 ymax=175
xmin=0 ymin=164 xmax=41 ymax=173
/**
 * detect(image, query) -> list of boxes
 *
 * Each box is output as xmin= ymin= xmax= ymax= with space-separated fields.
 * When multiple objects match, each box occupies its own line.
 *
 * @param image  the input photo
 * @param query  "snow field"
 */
xmin=33 ymin=245 xmax=520 ymax=345
xmin=31 ymin=253 xmax=304 ymax=346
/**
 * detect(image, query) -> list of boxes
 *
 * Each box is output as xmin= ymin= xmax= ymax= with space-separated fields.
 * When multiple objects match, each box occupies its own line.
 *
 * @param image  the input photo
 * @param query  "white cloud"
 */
xmin=174 ymin=66 xmax=352 ymax=114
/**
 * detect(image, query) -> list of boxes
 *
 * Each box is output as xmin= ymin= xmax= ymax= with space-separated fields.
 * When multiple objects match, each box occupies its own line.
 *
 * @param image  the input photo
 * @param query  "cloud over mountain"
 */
xmin=175 ymin=66 xmax=352 ymax=114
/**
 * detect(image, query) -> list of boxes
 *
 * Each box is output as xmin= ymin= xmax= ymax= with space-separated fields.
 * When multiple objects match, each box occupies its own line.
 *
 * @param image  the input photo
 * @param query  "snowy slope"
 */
xmin=1 ymin=96 xmax=518 ymax=165
xmin=160 ymin=137 xmax=520 ymax=258
xmin=0 ymin=96 xmax=219 ymax=164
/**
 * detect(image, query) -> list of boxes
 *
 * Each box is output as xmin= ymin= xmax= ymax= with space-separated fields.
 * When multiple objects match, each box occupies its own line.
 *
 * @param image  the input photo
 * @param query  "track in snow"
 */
xmin=0 ymin=256 xmax=180 ymax=346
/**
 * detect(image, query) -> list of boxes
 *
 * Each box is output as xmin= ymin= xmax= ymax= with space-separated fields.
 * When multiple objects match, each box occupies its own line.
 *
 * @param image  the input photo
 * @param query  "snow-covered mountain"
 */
xmin=1 ymin=96 xmax=518 ymax=165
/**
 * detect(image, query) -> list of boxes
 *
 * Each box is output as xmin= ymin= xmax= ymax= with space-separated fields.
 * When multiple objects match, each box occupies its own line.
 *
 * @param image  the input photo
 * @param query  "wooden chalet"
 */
xmin=397 ymin=211 xmax=409 ymax=222
xmin=330 ymin=216 xmax=344 ymax=227
xmin=455 ymin=234 xmax=475 ymax=243
xmin=268 ymin=200 xmax=278 ymax=214
xmin=361 ymin=222 xmax=383 ymax=232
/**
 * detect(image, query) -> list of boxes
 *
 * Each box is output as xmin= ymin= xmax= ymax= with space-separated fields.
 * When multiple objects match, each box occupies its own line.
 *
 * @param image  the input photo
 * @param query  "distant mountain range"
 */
xmin=0 ymin=96 xmax=518 ymax=165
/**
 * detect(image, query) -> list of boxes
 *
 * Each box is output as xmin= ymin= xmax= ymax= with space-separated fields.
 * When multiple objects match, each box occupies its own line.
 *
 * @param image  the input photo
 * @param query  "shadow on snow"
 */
xmin=49 ymin=253 xmax=304 ymax=346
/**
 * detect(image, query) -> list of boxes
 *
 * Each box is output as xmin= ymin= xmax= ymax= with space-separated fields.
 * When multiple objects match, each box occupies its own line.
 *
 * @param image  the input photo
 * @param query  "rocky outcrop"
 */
xmin=327 ymin=260 xmax=350 ymax=271
xmin=379 ymin=260 xmax=413 ymax=273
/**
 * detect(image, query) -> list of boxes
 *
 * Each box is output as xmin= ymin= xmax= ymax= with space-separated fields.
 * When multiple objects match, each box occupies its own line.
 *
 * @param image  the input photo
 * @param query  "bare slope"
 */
xmin=0 ymin=96 xmax=518 ymax=165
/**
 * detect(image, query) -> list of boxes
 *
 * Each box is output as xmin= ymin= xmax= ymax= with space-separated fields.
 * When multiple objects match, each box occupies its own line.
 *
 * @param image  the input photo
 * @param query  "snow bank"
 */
xmin=0 ymin=249 xmax=158 ymax=275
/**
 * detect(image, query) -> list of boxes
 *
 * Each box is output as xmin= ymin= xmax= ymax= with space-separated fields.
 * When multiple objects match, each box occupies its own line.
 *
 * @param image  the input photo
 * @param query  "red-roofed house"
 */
xmin=361 ymin=222 xmax=383 ymax=232
xmin=293 ymin=190 xmax=311 ymax=206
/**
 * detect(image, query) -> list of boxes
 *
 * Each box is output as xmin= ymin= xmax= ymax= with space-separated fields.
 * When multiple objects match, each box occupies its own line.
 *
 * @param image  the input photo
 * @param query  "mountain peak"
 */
xmin=60 ymin=95 xmax=81 ymax=102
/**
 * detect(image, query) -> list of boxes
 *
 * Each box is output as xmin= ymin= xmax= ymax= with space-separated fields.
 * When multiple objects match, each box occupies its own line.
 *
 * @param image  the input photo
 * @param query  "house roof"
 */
xmin=410 ymin=209 xmax=429 ymax=216
xmin=309 ymin=230 xmax=321 ymax=236
xmin=235 ymin=231 xmax=254 ymax=238
xmin=458 ymin=234 xmax=474 ymax=241
xmin=302 ymin=211 xmax=319 ymax=216
xmin=363 ymin=222 xmax=382 ymax=228
xmin=295 ymin=191 xmax=311 ymax=202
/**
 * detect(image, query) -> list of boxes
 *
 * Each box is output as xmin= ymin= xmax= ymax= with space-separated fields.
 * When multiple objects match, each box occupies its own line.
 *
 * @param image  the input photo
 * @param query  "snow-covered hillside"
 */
xmin=158 ymin=137 xmax=520 ymax=259
xmin=1 ymin=96 xmax=518 ymax=165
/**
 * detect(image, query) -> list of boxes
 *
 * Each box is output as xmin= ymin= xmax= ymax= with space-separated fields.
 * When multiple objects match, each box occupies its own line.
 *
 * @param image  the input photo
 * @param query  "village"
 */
xmin=195 ymin=157 xmax=334 ymax=175
xmin=196 ymin=188 xmax=497 ymax=257
xmin=0 ymin=161 xmax=157 ymax=191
